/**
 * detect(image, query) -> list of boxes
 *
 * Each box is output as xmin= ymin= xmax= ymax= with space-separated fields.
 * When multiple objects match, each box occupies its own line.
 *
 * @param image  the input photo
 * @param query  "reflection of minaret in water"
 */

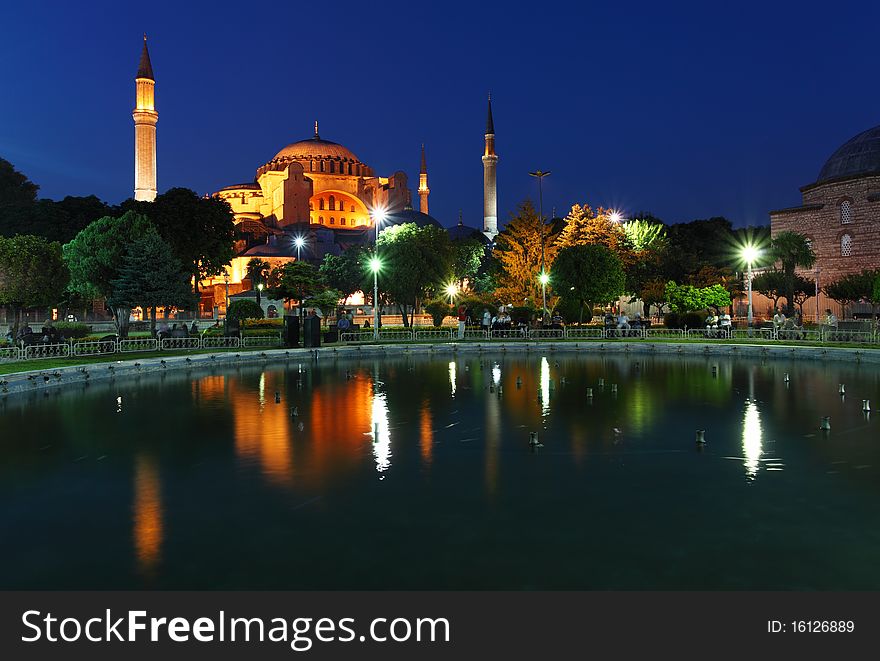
xmin=482 ymin=95 xmax=498 ymax=239
xmin=418 ymin=144 xmax=430 ymax=214
xmin=133 ymin=34 xmax=158 ymax=202
xmin=133 ymin=454 xmax=163 ymax=577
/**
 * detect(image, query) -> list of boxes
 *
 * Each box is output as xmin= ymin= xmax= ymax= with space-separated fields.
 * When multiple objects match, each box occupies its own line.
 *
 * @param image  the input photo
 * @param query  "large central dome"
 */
xmin=274 ymin=136 xmax=360 ymax=163
xmin=816 ymin=124 xmax=880 ymax=183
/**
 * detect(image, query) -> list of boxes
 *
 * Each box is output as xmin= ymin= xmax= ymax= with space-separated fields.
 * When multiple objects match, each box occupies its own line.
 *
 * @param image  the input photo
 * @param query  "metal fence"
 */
xmin=72 ymin=340 xmax=118 ymax=356
xmin=242 ymin=335 xmax=283 ymax=347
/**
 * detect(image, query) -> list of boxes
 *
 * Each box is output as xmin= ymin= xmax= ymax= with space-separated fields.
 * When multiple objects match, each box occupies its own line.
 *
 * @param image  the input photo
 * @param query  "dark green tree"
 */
xmin=450 ymin=238 xmax=485 ymax=288
xmin=0 ymin=235 xmax=69 ymax=336
xmin=320 ymin=246 xmax=367 ymax=304
xmin=751 ymin=269 xmax=787 ymax=311
xmin=824 ymin=270 xmax=880 ymax=320
xmin=552 ymin=244 xmax=625 ymax=323
xmin=245 ymin=258 xmax=270 ymax=305
xmin=63 ymin=211 xmax=154 ymax=337
xmin=226 ymin=299 xmax=264 ymax=324
xmin=269 ymin=261 xmax=327 ymax=319
xmin=107 ymin=228 xmax=196 ymax=336
xmin=127 ymin=188 xmax=235 ymax=294
xmin=377 ymin=223 xmax=453 ymax=327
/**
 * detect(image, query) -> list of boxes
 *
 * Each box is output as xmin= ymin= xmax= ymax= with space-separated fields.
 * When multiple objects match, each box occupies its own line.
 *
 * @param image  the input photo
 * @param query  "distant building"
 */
xmin=770 ymin=123 xmax=880 ymax=316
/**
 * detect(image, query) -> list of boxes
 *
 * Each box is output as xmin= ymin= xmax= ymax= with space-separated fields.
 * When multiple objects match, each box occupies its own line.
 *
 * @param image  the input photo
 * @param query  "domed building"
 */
xmin=770 ymin=123 xmax=880 ymax=314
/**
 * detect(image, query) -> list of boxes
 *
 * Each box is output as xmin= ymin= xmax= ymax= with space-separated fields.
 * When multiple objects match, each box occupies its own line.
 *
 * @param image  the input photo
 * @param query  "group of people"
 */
xmin=5 ymin=322 xmax=61 ymax=346
xmin=156 ymin=320 xmax=199 ymax=339
xmin=604 ymin=311 xmax=646 ymax=335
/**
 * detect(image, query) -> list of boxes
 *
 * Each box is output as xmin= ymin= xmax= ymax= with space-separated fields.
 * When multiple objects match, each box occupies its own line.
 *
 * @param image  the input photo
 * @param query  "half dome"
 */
xmin=817 ymin=124 xmax=880 ymax=183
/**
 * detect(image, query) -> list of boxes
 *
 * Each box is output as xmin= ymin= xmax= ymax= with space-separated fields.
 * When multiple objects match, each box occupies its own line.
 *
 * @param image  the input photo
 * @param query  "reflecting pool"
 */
xmin=1 ymin=353 xmax=879 ymax=589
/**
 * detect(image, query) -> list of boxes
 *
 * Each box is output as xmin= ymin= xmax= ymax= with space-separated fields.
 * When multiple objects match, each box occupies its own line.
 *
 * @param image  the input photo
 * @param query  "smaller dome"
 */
xmin=384 ymin=209 xmax=442 ymax=229
xmin=817 ymin=124 xmax=880 ymax=183
xmin=448 ymin=223 xmax=490 ymax=244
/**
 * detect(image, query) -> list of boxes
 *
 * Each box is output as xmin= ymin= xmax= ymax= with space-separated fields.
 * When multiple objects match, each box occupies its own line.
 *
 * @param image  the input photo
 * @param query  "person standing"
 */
xmin=457 ymin=305 xmax=467 ymax=340
xmin=481 ymin=308 xmax=491 ymax=334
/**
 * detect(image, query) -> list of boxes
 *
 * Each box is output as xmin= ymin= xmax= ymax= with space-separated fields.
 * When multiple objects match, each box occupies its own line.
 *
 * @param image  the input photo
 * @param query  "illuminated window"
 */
xmin=320 ymin=161 xmax=325 ymax=172
xmin=329 ymin=196 xmax=335 ymax=211
xmin=330 ymin=217 xmax=335 ymax=224
xmin=319 ymin=216 xmax=324 ymax=224
xmin=840 ymin=200 xmax=853 ymax=224
xmin=310 ymin=160 xmax=315 ymax=172
xmin=841 ymin=233 xmax=853 ymax=257
xmin=350 ymin=205 xmax=355 ymax=212
xmin=329 ymin=161 xmax=335 ymax=174
xmin=341 ymin=218 xmax=346 ymax=225
xmin=319 ymin=199 xmax=324 ymax=210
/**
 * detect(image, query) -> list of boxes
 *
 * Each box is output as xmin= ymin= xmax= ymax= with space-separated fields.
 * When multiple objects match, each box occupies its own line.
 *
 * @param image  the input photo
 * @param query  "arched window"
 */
xmin=350 ymin=205 xmax=355 ymax=212
xmin=319 ymin=199 xmax=324 ymax=210
xmin=329 ymin=196 xmax=335 ymax=211
xmin=329 ymin=161 xmax=335 ymax=174
xmin=840 ymin=200 xmax=853 ymax=224
xmin=309 ymin=202 xmax=314 ymax=211
xmin=320 ymin=161 xmax=325 ymax=172
xmin=341 ymin=218 xmax=346 ymax=225
xmin=310 ymin=160 xmax=315 ymax=172
xmin=348 ymin=163 xmax=352 ymax=175
xmin=841 ymin=233 xmax=853 ymax=257
xmin=330 ymin=217 xmax=335 ymax=224
xmin=319 ymin=216 xmax=324 ymax=224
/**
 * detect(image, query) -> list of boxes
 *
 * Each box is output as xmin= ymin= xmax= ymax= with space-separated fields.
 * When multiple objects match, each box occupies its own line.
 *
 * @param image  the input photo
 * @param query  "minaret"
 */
xmin=133 ymin=35 xmax=158 ymax=202
xmin=418 ymin=144 xmax=430 ymax=214
xmin=482 ymin=95 xmax=498 ymax=239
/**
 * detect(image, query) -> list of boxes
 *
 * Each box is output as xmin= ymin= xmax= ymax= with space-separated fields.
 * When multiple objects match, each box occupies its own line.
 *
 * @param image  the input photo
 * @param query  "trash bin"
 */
xmin=283 ymin=315 xmax=300 ymax=347
xmin=303 ymin=315 xmax=321 ymax=348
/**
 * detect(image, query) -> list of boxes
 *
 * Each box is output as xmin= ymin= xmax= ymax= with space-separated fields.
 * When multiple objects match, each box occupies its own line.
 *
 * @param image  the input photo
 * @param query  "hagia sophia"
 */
xmin=132 ymin=37 xmax=494 ymax=316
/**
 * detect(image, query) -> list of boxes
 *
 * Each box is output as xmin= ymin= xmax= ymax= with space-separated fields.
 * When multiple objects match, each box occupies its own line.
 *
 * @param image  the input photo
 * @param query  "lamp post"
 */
xmin=528 ymin=170 xmax=551 ymax=317
xmin=371 ymin=208 xmax=387 ymax=340
xmin=294 ymin=235 xmax=306 ymax=322
xmin=814 ymin=267 xmax=821 ymax=323
xmin=742 ymin=245 xmax=759 ymax=333
xmin=223 ymin=271 xmax=230 ymax=319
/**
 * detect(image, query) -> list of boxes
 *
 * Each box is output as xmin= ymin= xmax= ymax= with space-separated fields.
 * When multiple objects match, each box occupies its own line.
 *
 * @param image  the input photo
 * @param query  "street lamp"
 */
xmin=814 ymin=267 xmax=821 ymax=324
xmin=445 ymin=282 xmax=458 ymax=305
xmin=293 ymin=235 xmax=306 ymax=261
xmin=609 ymin=210 xmax=623 ymax=224
xmin=371 ymin=207 xmax=387 ymax=339
xmin=222 ymin=271 xmax=230 ymax=319
xmin=529 ymin=170 xmax=551 ymax=316
xmin=741 ymin=244 xmax=759 ymax=332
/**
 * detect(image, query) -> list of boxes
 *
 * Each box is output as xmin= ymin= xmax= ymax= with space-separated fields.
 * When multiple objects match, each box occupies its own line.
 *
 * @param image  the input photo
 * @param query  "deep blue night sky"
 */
xmin=2 ymin=0 xmax=878 ymax=228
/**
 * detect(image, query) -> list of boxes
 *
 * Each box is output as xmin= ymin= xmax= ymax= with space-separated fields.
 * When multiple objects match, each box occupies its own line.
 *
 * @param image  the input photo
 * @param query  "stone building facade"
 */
xmin=770 ymin=123 xmax=880 ymax=318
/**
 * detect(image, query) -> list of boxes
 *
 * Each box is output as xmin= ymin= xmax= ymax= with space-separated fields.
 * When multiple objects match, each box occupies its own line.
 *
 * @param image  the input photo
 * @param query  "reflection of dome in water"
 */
xmin=816 ymin=124 xmax=880 ymax=183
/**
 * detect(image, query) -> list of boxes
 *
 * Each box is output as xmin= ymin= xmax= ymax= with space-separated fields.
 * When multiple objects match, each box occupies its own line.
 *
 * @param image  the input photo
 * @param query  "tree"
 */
xmin=63 ymin=211 xmax=154 ymax=337
xmin=0 ymin=235 xmax=69 ymax=336
xmin=665 ymin=281 xmax=731 ymax=313
xmin=107 ymin=228 xmax=196 ymax=335
xmin=226 ymin=299 xmax=264 ymax=324
xmin=424 ymin=299 xmax=453 ymax=327
xmin=493 ymin=201 xmax=559 ymax=307
xmin=245 ymin=258 xmax=270 ymax=305
xmin=639 ymin=278 xmax=670 ymax=317
xmin=307 ymin=288 xmax=343 ymax=326
xmin=556 ymin=204 xmax=624 ymax=251
xmin=320 ymin=247 xmax=368 ymax=304
xmin=127 ymin=188 xmax=235 ymax=293
xmin=269 ymin=261 xmax=327 ymax=319
xmin=824 ymin=270 xmax=880 ymax=321
xmin=622 ymin=219 xmax=666 ymax=253
xmin=751 ymin=269 xmax=787 ymax=311
xmin=450 ymin=238 xmax=485 ymax=288
xmin=377 ymin=223 xmax=453 ymax=327
xmin=552 ymin=244 xmax=625 ymax=323
xmin=770 ymin=231 xmax=816 ymax=315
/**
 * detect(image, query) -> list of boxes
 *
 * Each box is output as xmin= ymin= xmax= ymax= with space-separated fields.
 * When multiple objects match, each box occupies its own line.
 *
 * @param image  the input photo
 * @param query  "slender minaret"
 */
xmin=133 ymin=35 xmax=158 ymax=202
xmin=418 ymin=144 xmax=430 ymax=214
xmin=482 ymin=95 xmax=498 ymax=239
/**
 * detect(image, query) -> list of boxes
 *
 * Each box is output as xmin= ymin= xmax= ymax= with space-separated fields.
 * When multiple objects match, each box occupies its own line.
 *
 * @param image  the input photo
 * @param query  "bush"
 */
xmin=681 ymin=311 xmax=705 ymax=330
xmin=242 ymin=318 xmax=283 ymax=330
xmin=53 ymin=322 xmax=92 ymax=339
xmin=508 ymin=305 xmax=535 ymax=324
xmin=227 ymin=299 xmax=264 ymax=324
xmin=424 ymin=300 xmax=452 ymax=327
xmin=663 ymin=312 xmax=680 ymax=329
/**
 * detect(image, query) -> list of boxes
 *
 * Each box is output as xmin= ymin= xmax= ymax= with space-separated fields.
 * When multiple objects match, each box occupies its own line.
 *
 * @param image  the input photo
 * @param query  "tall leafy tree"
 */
xmin=770 ymin=231 xmax=816 ymax=315
xmin=557 ymin=204 xmax=624 ymax=251
xmin=320 ymin=247 xmax=367 ymax=304
xmin=269 ymin=261 xmax=327 ymax=318
xmin=450 ymin=238 xmax=485 ymax=288
xmin=751 ymin=269 xmax=787 ymax=310
xmin=108 ymin=228 xmax=196 ymax=335
xmin=552 ymin=244 xmax=625 ymax=323
xmin=824 ymin=269 xmax=880 ymax=321
xmin=63 ymin=211 xmax=154 ymax=337
xmin=0 ymin=235 xmax=69 ymax=336
xmin=127 ymin=188 xmax=235 ymax=293
xmin=377 ymin=223 xmax=452 ymax=327
xmin=493 ymin=201 xmax=559 ymax=307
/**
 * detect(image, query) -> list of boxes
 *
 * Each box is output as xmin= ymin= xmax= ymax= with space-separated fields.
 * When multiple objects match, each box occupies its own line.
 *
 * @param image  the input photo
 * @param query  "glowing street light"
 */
xmin=445 ymin=282 xmax=458 ymax=304
xmin=371 ymin=207 xmax=387 ymax=339
xmin=293 ymin=235 xmax=306 ymax=261
xmin=609 ymin=210 xmax=623 ymax=223
xmin=539 ymin=272 xmax=550 ymax=286
xmin=741 ymin=244 xmax=760 ymax=331
xmin=528 ymin=170 xmax=551 ymax=316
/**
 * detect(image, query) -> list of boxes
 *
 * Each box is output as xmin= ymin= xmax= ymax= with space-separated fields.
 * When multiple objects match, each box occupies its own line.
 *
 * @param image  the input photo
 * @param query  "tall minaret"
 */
xmin=133 ymin=35 xmax=158 ymax=202
xmin=418 ymin=144 xmax=430 ymax=214
xmin=482 ymin=95 xmax=498 ymax=239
